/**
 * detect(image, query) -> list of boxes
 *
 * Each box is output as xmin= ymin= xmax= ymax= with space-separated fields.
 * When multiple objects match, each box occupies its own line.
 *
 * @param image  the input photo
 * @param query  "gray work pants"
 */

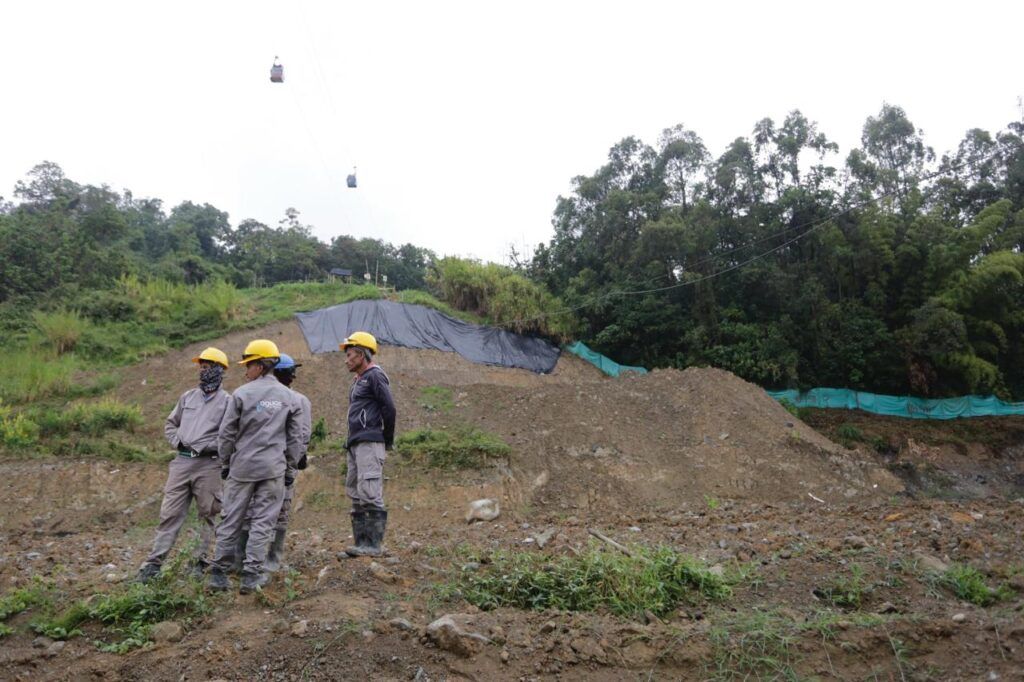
xmin=244 ymin=481 xmax=294 ymax=531
xmin=212 ymin=476 xmax=285 ymax=574
xmin=346 ymin=442 xmax=386 ymax=511
xmin=144 ymin=455 xmax=222 ymax=567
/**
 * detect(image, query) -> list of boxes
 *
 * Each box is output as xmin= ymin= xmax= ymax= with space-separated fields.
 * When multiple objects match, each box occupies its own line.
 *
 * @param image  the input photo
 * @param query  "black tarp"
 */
xmin=294 ymin=300 xmax=561 ymax=374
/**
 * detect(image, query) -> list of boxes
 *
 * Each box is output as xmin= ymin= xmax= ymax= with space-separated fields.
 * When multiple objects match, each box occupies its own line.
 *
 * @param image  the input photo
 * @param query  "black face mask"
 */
xmin=199 ymin=365 xmax=225 ymax=394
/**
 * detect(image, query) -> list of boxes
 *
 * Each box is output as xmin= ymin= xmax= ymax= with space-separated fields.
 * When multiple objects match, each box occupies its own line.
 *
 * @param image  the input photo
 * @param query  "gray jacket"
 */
xmin=218 ymin=375 xmax=303 ymax=482
xmin=293 ymin=390 xmax=312 ymax=455
xmin=164 ymin=388 xmax=231 ymax=453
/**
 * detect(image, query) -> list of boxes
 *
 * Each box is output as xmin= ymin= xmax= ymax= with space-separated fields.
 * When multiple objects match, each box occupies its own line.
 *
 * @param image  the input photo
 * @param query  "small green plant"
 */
xmin=939 ymin=563 xmax=1009 ymax=606
xmin=0 ymin=402 xmax=40 ymax=447
xmin=396 ymin=426 xmax=511 ymax=469
xmin=708 ymin=611 xmax=799 ymax=680
xmin=418 ymin=386 xmax=454 ymax=413
xmin=0 ymin=578 xmax=53 ymax=620
xmin=815 ymin=564 xmax=869 ymax=609
xmin=704 ymin=495 xmax=721 ymax=511
xmin=310 ymin=417 xmax=328 ymax=445
xmin=0 ymin=623 xmax=13 ymax=637
xmin=450 ymin=544 xmax=730 ymax=618
xmin=835 ymin=423 xmax=864 ymax=449
xmin=31 ymin=552 xmax=211 ymax=652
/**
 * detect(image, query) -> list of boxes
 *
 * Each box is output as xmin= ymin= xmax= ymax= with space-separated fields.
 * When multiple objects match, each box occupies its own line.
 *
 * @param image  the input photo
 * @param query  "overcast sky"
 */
xmin=3 ymin=1 xmax=1022 ymax=263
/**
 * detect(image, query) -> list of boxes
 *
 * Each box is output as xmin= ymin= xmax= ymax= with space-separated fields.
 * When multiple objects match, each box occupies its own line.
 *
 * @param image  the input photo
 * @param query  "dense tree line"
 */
xmin=0 ymin=162 xmax=435 ymax=304
xmin=527 ymin=105 xmax=1024 ymax=399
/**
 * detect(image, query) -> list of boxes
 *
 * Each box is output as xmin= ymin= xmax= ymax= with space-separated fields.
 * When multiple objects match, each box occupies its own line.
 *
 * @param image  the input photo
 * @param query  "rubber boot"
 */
xmin=365 ymin=508 xmax=387 ymax=557
xmin=239 ymin=570 xmax=269 ymax=594
xmin=346 ymin=509 xmax=386 ymax=557
xmin=231 ymin=529 xmax=248 ymax=575
xmin=264 ymin=528 xmax=287 ymax=573
xmin=343 ymin=510 xmax=370 ymax=557
xmin=189 ymin=560 xmax=208 ymax=580
xmin=207 ymin=567 xmax=230 ymax=592
xmin=135 ymin=563 xmax=160 ymax=584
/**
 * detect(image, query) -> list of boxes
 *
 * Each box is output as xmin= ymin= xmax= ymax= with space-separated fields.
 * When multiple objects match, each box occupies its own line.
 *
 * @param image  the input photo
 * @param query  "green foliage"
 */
xmin=395 ymin=289 xmax=479 ymax=323
xmin=418 ymin=386 xmax=454 ymax=412
xmin=395 ymin=426 xmax=510 ymax=469
xmin=33 ymin=400 xmax=142 ymax=437
xmin=0 ymin=623 xmax=13 ymax=637
xmin=0 ymin=350 xmax=77 ymax=403
xmin=835 ymin=423 xmax=864 ymax=448
xmin=815 ymin=564 xmax=869 ymax=609
xmin=452 ymin=545 xmax=730 ymax=618
xmin=32 ymin=552 xmax=211 ymax=652
xmin=428 ymin=257 xmax=578 ymax=341
xmin=0 ymin=401 xmax=41 ymax=447
xmin=708 ymin=611 xmax=800 ymax=680
xmin=0 ymin=579 xmax=53 ymax=620
xmin=310 ymin=417 xmax=328 ymax=446
xmin=939 ymin=563 xmax=1009 ymax=606
xmin=33 ymin=309 xmax=91 ymax=355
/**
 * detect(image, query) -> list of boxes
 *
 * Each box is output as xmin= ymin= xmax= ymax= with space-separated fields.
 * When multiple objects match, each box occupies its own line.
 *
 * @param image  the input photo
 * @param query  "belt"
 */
xmin=177 ymin=448 xmax=218 ymax=459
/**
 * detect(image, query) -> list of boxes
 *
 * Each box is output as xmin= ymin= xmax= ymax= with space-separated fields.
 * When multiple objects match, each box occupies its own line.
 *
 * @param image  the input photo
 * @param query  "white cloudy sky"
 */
xmin=2 ymin=1 xmax=1021 ymax=263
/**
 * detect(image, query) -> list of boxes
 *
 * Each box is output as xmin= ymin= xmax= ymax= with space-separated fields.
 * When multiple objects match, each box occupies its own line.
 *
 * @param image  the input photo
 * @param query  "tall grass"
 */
xmin=0 ymin=349 xmax=77 ymax=402
xmin=396 ymin=426 xmax=511 ymax=469
xmin=32 ymin=309 xmax=91 ymax=355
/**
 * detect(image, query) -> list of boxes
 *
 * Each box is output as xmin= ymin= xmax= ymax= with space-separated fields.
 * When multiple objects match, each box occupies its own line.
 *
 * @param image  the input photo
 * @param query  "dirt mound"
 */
xmin=117 ymin=319 xmax=899 ymax=512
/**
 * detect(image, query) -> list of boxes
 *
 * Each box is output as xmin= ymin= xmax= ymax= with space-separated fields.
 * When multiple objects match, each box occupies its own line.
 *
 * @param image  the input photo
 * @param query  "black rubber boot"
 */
xmin=365 ymin=508 xmax=387 ymax=556
xmin=264 ymin=528 xmax=287 ymax=573
xmin=239 ymin=570 xmax=269 ymax=594
xmin=207 ymin=567 xmax=230 ymax=592
xmin=189 ymin=560 xmax=208 ymax=580
xmin=231 ymin=529 xmax=248 ymax=575
xmin=343 ymin=510 xmax=370 ymax=557
xmin=135 ymin=563 xmax=160 ymax=584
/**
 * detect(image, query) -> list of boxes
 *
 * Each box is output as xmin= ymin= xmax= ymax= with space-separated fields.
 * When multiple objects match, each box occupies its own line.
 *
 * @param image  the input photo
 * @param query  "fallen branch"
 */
xmin=587 ymin=528 xmax=637 ymax=558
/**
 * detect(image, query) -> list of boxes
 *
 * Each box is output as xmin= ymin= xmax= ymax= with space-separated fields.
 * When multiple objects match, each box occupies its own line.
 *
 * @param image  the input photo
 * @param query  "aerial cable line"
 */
xmin=493 ymin=145 xmax=1007 ymax=330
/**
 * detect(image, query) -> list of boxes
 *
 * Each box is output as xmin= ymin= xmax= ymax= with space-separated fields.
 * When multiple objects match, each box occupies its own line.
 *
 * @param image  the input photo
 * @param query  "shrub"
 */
xmin=34 ymin=400 xmax=143 ymax=437
xmin=0 ymin=350 xmax=77 ymax=403
xmin=0 ymin=403 xmax=40 ymax=447
xmin=396 ymin=426 xmax=510 ymax=469
xmin=940 ymin=564 xmax=1010 ymax=607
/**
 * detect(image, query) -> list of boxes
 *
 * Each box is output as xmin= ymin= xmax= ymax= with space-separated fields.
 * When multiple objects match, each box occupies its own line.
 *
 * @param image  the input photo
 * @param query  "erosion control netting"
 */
xmin=294 ymin=300 xmax=561 ymax=374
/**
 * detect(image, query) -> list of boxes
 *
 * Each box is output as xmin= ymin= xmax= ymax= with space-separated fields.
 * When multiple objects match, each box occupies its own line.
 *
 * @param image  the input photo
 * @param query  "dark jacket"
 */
xmin=346 ymin=365 xmax=396 ymax=449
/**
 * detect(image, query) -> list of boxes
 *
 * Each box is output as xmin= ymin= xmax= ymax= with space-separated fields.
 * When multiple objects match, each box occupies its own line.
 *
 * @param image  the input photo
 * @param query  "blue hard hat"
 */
xmin=276 ymin=353 xmax=301 ymax=370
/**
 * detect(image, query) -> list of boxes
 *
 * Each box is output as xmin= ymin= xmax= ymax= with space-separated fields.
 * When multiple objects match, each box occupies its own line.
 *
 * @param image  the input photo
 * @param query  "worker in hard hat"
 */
xmin=235 ymin=353 xmax=312 ymax=573
xmin=339 ymin=331 xmax=396 ymax=557
xmin=136 ymin=347 xmax=232 ymax=583
xmin=207 ymin=339 xmax=303 ymax=594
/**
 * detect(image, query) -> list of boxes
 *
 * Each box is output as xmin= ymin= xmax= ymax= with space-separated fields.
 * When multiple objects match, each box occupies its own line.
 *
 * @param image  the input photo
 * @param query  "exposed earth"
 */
xmin=2 ymin=320 xmax=1023 ymax=680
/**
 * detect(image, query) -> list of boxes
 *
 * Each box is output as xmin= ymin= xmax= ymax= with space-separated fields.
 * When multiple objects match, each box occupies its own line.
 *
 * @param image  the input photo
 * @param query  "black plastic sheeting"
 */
xmin=294 ymin=300 xmax=561 ymax=374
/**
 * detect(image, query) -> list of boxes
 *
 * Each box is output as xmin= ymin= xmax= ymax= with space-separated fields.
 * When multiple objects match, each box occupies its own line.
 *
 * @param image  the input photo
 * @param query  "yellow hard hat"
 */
xmin=239 ymin=339 xmax=281 ymax=364
xmin=192 ymin=347 xmax=229 ymax=369
xmin=340 ymin=331 xmax=378 ymax=355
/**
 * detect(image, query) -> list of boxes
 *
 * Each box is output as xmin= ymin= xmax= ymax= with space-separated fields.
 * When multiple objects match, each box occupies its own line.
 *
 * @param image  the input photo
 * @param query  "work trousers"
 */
xmin=144 ymin=455 xmax=222 ymax=567
xmin=346 ymin=441 xmax=386 ymax=511
xmin=212 ymin=476 xmax=285 ymax=574
xmin=244 ymin=481 xmax=294 ymax=532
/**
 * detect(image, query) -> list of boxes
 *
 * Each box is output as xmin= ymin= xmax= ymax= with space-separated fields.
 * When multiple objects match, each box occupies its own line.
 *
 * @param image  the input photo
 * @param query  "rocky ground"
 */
xmin=1 ymin=322 xmax=1022 ymax=680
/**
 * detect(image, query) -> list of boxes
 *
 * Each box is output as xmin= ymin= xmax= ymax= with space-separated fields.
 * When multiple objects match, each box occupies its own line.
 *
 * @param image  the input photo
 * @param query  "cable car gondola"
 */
xmin=346 ymin=167 xmax=357 ymax=188
xmin=270 ymin=57 xmax=284 ymax=83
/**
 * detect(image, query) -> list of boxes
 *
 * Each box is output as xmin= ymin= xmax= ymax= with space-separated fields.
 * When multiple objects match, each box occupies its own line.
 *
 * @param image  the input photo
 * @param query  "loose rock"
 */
xmin=426 ymin=614 xmax=491 ymax=657
xmin=465 ymin=499 xmax=500 ymax=523
xmin=291 ymin=619 xmax=309 ymax=637
xmin=151 ymin=620 xmax=185 ymax=644
xmin=369 ymin=561 xmax=399 ymax=584
xmin=843 ymin=535 xmax=869 ymax=549
xmin=952 ymin=613 xmax=967 ymax=623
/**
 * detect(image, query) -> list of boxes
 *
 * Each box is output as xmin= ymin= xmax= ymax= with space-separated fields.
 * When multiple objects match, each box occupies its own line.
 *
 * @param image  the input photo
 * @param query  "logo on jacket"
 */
xmin=256 ymin=400 xmax=283 ymax=412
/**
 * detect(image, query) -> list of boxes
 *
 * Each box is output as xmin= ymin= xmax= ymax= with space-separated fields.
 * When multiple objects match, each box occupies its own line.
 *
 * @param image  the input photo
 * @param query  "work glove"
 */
xmin=284 ymin=475 xmax=294 ymax=488
xmin=220 ymin=468 xmax=229 ymax=480
xmin=297 ymin=454 xmax=308 ymax=470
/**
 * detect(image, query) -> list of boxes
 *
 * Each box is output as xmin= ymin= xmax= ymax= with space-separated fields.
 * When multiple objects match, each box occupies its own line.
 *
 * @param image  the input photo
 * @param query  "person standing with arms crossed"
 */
xmin=136 ymin=347 xmax=231 ymax=582
xmin=339 ymin=332 xmax=396 ymax=557
xmin=207 ymin=339 xmax=303 ymax=594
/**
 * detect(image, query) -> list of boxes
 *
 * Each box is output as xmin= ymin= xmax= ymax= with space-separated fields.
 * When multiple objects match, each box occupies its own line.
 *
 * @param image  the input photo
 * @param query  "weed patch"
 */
xmin=0 ymin=579 xmax=54 ymax=621
xmin=31 ymin=553 xmax=212 ymax=652
xmin=396 ymin=426 xmax=510 ymax=469
xmin=418 ymin=386 xmax=454 ymax=413
xmin=449 ymin=545 xmax=730 ymax=618
xmin=814 ymin=564 xmax=870 ymax=609
xmin=936 ymin=563 xmax=1010 ymax=606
